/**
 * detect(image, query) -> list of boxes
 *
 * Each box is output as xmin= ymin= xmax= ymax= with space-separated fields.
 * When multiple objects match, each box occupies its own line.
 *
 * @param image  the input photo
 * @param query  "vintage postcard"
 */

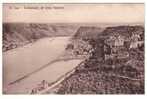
xmin=3 ymin=3 xmax=144 ymax=94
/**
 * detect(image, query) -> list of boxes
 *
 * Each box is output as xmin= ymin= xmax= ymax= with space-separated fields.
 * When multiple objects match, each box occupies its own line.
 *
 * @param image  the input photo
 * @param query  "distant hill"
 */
xmin=73 ymin=26 xmax=104 ymax=40
xmin=3 ymin=23 xmax=79 ymax=51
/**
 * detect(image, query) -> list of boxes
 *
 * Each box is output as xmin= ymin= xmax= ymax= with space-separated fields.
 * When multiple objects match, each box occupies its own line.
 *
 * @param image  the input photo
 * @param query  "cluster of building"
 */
xmin=103 ymin=31 xmax=144 ymax=61
xmin=65 ymin=39 xmax=93 ymax=58
xmin=66 ymin=26 xmax=144 ymax=63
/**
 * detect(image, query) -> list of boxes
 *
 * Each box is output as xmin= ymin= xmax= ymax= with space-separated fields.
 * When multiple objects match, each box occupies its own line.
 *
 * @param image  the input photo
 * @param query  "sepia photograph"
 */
xmin=2 ymin=3 xmax=144 ymax=94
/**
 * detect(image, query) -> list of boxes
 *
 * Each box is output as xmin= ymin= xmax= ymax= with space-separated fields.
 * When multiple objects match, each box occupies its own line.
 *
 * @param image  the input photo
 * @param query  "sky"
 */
xmin=3 ymin=4 xmax=144 ymax=23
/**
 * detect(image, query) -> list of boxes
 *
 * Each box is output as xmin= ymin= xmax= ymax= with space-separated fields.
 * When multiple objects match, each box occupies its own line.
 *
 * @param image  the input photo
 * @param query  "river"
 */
xmin=3 ymin=37 xmax=83 ymax=94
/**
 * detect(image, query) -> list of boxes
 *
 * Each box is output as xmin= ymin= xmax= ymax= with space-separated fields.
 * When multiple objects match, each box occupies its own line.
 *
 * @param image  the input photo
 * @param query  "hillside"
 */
xmin=3 ymin=23 xmax=79 ymax=52
xmin=54 ymin=25 xmax=144 ymax=94
xmin=63 ymin=26 xmax=104 ymax=60
xmin=73 ymin=26 xmax=104 ymax=40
